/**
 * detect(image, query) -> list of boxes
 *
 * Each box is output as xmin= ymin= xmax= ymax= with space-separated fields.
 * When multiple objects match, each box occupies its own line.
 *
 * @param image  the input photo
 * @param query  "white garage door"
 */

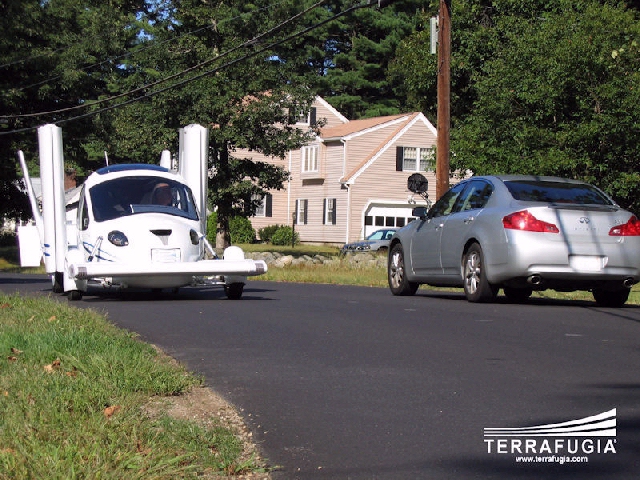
xmin=363 ymin=204 xmax=417 ymax=238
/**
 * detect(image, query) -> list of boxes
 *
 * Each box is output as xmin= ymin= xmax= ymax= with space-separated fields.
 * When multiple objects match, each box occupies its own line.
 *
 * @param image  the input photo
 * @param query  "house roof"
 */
xmin=337 ymin=112 xmax=436 ymax=184
xmin=320 ymin=113 xmax=409 ymax=140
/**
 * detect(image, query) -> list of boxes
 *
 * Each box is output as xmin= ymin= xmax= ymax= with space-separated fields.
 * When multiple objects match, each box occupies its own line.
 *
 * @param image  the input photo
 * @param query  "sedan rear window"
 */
xmin=504 ymin=180 xmax=614 ymax=206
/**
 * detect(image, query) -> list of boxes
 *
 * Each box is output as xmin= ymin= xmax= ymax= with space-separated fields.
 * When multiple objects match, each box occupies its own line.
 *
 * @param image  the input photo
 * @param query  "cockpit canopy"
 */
xmin=85 ymin=176 xmax=199 ymax=224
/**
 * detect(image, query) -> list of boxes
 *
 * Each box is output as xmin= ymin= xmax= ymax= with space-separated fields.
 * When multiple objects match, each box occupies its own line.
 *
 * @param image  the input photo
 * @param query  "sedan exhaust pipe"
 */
xmin=623 ymin=277 xmax=635 ymax=288
xmin=527 ymin=274 xmax=542 ymax=286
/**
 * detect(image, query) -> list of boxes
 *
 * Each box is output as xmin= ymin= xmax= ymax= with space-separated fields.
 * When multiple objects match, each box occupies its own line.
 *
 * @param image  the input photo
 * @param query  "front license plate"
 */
xmin=569 ymin=255 xmax=605 ymax=272
xmin=152 ymin=248 xmax=181 ymax=263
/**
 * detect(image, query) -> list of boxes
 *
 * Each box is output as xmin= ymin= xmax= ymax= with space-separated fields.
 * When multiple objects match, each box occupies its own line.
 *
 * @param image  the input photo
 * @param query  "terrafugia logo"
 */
xmin=484 ymin=409 xmax=617 ymax=459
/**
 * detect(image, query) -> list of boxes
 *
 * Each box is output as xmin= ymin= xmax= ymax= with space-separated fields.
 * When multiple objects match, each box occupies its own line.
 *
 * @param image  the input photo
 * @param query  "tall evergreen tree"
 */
xmin=307 ymin=0 xmax=426 ymax=119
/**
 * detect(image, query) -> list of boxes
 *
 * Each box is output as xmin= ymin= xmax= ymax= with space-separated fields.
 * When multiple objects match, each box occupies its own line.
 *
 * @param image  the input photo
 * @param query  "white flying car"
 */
xmin=17 ymin=123 xmax=267 ymax=300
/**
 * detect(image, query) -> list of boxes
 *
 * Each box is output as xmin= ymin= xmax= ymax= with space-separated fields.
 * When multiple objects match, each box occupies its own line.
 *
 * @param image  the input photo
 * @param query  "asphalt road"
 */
xmin=1 ymin=274 xmax=639 ymax=479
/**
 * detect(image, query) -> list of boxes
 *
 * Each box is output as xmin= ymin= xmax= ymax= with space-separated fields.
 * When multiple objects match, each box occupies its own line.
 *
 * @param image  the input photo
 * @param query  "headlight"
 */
xmin=107 ymin=231 xmax=129 ymax=247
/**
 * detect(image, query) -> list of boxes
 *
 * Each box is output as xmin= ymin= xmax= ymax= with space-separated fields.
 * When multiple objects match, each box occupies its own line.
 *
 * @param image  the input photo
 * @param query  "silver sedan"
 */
xmin=387 ymin=175 xmax=640 ymax=307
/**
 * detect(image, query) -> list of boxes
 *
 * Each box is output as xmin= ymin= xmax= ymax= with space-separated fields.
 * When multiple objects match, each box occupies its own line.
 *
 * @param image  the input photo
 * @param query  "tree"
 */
xmin=393 ymin=0 xmax=640 ymax=213
xmin=0 ymin=0 xmax=151 ymax=220
xmin=278 ymin=0 xmax=425 ymax=119
xmin=453 ymin=1 xmax=640 ymax=213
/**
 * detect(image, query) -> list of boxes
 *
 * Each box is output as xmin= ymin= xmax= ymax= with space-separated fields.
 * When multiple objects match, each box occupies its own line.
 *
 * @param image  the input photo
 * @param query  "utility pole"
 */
xmin=436 ymin=0 xmax=451 ymax=199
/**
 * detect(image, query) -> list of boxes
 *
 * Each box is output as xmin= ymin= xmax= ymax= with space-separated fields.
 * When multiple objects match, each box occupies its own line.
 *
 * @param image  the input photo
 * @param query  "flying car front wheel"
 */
xmin=52 ymin=272 xmax=64 ymax=293
xmin=224 ymin=283 xmax=244 ymax=300
xmin=68 ymin=290 xmax=83 ymax=301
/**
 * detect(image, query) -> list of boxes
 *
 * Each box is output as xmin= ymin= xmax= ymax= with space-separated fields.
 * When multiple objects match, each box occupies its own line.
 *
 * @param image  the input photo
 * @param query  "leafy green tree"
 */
xmin=454 ymin=2 xmax=640 ymax=212
xmin=0 ymin=0 xmax=151 ymax=220
xmin=305 ymin=0 xmax=426 ymax=119
xmin=394 ymin=0 xmax=640 ymax=213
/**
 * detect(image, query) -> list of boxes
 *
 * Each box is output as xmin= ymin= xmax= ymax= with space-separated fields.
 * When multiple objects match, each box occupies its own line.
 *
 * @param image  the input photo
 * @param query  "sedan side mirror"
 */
xmin=412 ymin=206 xmax=428 ymax=220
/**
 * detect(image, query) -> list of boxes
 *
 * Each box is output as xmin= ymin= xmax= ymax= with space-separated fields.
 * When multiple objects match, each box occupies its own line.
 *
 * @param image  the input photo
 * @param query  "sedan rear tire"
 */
xmin=463 ymin=243 xmax=497 ymax=303
xmin=503 ymin=286 xmax=533 ymax=303
xmin=592 ymin=288 xmax=630 ymax=308
xmin=388 ymin=243 xmax=419 ymax=296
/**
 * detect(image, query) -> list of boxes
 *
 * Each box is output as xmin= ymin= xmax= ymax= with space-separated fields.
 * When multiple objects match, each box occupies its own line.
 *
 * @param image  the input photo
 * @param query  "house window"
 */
xmin=323 ymin=198 xmax=336 ymax=225
xmin=295 ymin=199 xmax=308 ymax=225
xmin=295 ymin=107 xmax=317 ymax=126
xmin=253 ymin=193 xmax=272 ymax=218
xmin=301 ymin=146 xmax=319 ymax=173
xmin=396 ymin=146 xmax=435 ymax=172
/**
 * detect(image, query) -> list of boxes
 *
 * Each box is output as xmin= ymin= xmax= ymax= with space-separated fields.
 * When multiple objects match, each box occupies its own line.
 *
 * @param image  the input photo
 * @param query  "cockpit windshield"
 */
xmin=89 ymin=176 xmax=199 ymax=222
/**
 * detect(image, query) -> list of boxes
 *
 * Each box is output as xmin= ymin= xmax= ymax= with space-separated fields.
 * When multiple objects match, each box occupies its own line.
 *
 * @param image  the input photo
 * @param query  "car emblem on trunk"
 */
xmin=579 ymin=217 xmax=590 ymax=224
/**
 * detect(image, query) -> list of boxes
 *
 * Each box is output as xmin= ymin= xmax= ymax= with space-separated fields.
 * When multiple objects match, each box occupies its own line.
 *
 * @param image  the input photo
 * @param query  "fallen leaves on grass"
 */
xmin=103 ymin=405 xmax=121 ymax=418
xmin=43 ymin=359 xmax=61 ymax=373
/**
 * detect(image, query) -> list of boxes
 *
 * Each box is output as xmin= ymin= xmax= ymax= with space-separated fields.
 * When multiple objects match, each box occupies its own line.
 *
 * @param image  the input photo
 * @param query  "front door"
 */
xmin=410 ymin=183 xmax=467 ymax=275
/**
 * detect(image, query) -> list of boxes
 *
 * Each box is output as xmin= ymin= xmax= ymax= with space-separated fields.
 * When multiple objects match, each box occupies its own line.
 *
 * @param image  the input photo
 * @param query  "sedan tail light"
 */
xmin=502 ymin=210 xmax=559 ymax=233
xmin=609 ymin=215 xmax=640 ymax=236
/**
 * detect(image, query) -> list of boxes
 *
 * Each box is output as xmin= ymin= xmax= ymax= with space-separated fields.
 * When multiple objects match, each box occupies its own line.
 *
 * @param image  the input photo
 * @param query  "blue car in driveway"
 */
xmin=342 ymin=228 xmax=398 ymax=253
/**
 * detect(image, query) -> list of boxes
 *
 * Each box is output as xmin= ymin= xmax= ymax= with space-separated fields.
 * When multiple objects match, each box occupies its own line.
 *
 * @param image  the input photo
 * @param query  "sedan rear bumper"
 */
xmin=487 ymin=235 xmax=640 ymax=289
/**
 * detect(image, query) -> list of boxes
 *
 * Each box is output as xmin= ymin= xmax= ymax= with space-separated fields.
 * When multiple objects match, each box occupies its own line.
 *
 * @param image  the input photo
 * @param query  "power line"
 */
xmin=2 ymin=0 xmax=327 ymax=122
xmin=0 ymin=0 xmax=292 ymax=96
xmin=0 ymin=0 xmax=379 ymax=136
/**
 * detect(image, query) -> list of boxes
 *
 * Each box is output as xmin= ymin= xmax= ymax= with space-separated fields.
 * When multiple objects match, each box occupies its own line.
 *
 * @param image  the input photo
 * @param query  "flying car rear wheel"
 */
xmin=225 ymin=283 xmax=244 ymax=300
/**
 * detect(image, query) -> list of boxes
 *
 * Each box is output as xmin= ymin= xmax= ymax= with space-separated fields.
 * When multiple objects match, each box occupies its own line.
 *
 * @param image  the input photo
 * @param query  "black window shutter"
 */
xmin=310 ymin=107 xmax=317 ymax=126
xmin=396 ymin=146 xmax=403 ymax=171
xmin=265 ymin=193 xmax=272 ymax=217
xmin=303 ymin=199 xmax=308 ymax=224
xmin=331 ymin=198 xmax=337 ymax=225
xmin=295 ymin=200 xmax=299 ymax=223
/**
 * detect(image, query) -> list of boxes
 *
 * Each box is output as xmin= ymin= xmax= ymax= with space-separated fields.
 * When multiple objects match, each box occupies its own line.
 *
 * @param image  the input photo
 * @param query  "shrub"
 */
xmin=257 ymin=224 xmax=282 ymax=243
xmin=0 ymin=231 xmax=16 ymax=247
xmin=206 ymin=213 xmax=256 ymax=245
xmin=271 ymin=226 xmax=299 ymax=246
xmin=229 ymin=216 xmax=256 ymax=244
xmin=206 ymin=212 xmax=218 ymax=246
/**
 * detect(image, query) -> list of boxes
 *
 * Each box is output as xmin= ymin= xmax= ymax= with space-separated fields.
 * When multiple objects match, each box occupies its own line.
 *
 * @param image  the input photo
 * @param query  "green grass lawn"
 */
xmin=0 ymin=293 xmax=267 ymax=478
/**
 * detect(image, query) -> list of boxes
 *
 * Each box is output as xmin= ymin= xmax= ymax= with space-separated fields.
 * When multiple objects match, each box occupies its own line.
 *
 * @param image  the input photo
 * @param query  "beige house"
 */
xmin=243 ymin=96 xmax=440 ymax=244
